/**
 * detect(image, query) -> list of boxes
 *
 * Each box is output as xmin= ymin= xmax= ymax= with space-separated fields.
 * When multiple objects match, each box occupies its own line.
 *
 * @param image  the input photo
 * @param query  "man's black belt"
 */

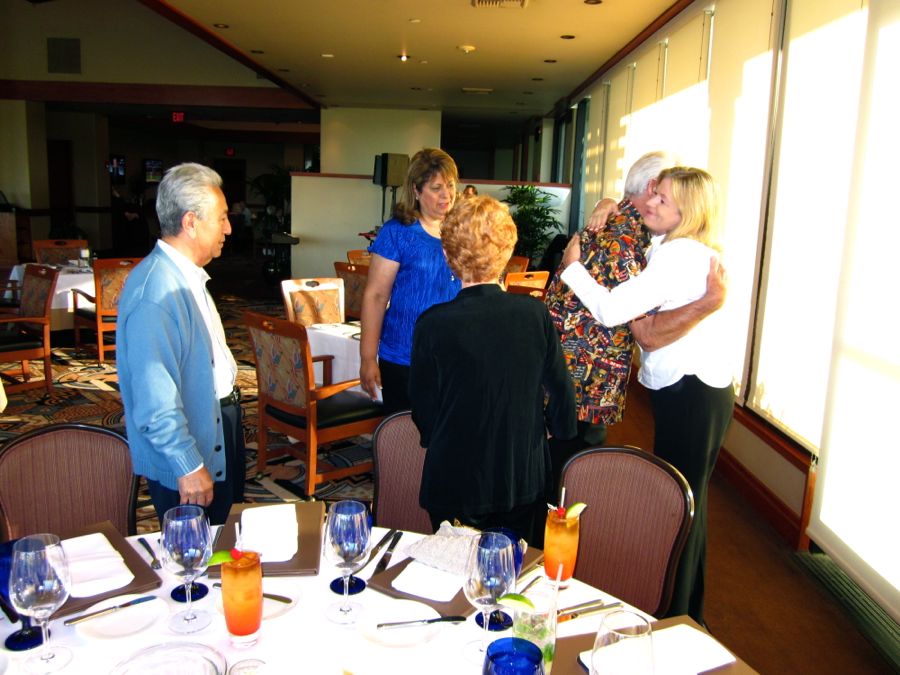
xmin=219 ymin=385 xmax=241 ymax=408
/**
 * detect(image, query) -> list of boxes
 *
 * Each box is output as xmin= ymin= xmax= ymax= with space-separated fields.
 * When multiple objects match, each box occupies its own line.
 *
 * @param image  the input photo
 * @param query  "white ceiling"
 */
xmin=156 ymin=0 xmax=676 ymax=123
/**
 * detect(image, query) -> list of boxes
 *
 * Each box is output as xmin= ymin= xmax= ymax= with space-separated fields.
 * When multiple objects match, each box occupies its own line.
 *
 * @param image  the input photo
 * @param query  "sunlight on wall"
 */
xmin=749 ymin=8 xmax=868 ymax=450
xmin=625 ymin=82 xmax=710 ymax=168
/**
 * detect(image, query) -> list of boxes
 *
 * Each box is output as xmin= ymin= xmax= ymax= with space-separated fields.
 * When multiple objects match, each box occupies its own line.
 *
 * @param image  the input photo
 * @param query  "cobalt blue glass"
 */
xmin=482 ymin=527 xmax=527 ymax=630
xmin=483 ymin=637 xmax=545 ymax=675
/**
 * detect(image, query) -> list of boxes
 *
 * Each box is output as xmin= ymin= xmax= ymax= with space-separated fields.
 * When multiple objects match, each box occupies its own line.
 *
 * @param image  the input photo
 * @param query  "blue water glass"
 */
xmin=483 ymin=637 xmax=545 ymax=675
xmin=483 ymin=527 xmax=526 ymax=630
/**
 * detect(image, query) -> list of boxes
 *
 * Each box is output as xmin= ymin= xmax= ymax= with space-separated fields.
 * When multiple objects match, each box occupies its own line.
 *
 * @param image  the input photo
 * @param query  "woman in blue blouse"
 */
xmin=360 ymin=148 xmax=462 ymax=413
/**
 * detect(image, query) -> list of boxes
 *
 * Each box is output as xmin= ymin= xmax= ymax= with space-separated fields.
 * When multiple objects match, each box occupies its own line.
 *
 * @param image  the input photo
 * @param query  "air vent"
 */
xmin=471 ymin=0 xmax=528 ymax=7
xmin=461 ymin=87 xmax=494 ymax=95
xmin=47 ymin=38 xmax=81 ymax=74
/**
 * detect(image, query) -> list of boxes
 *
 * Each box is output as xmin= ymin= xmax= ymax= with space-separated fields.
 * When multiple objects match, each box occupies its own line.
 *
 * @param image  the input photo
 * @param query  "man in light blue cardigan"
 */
xmin=117 ymin=163 xmax=244 ymax=525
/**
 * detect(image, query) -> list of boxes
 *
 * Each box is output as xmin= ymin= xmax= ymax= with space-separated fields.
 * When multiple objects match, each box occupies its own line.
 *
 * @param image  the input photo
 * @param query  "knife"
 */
xmin=211 ymin=582 xmax=292 ymax=605
xmin=377 ymin=615 xmax=467 ymax=630
xmin=361 ymin=528 xmax=398 ymax=570
xmin=372 ymin=530 xmax=403 ymax=575
xmin=557 ymin=601 xmax=623 ymax=623
xmin=63 ymin=595 xmax=156 ymax=626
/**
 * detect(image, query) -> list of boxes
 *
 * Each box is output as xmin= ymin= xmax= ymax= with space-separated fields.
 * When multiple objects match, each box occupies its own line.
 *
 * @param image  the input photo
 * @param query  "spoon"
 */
xmin=377 ymin=615 xmax=468 ymax=630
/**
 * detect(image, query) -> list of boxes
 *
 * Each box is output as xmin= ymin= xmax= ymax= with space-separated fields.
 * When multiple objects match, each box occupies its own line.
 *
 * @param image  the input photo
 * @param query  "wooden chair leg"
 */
xmin=305 ymin=431 xmax=318 ymax=498
xmin=97 ymin=326 xmax=106 ymax=363
xmin=256 ymin=417 xmax=269 ymax=473
xmin=42 ymin=352 xmax=52 ymax=393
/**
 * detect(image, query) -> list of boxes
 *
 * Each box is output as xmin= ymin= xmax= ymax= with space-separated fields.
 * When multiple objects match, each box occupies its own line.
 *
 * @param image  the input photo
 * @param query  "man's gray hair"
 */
xmin=623 ymin=151 xmax=677 ymax=197
xmin=156 ymin=163 xmax=223 ymax=238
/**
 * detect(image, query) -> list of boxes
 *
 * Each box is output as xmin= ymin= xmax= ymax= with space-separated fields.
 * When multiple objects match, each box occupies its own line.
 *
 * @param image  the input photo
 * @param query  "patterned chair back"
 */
xmin=281 ymin=278 xmax=345 ymax=326
xmin=333 ymin=262 xmax=368 ymax=320
xmin=32 ymin=239 xmax=89 ymax=266
xmin=19 ymin=264 xmax=59 ymax=325
xmin=94 ymin=258 xmax=140 ymax=312
xmin=246 ymin=314 xmax=313 ymax=409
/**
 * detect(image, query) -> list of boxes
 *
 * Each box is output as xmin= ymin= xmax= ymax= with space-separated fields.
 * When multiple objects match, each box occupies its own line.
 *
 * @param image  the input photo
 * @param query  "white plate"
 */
xmin=214 ymin=579 xmax=300 ymax=621
xmin=359 ymin=600 xmax=442 ymax=648
xmin=0 ymin=652 xmax=7 ymax=674
xmin=111 ymin=642 xmax=226 ymax=674
xmin=75 ymin=593 xmax=166 ymax=640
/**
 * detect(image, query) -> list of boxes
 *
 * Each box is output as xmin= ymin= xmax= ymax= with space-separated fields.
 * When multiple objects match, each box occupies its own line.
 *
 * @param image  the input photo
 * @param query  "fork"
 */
xmin=137 ymin=536 xmax=162 ymax=570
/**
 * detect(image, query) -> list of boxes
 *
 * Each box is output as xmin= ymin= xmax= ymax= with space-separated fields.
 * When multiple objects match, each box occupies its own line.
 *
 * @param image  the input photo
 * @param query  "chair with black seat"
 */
xmin=333 ymin=261 xmax=368 ymax=321
xmin=32 ymin=239 xmax=89 ymax=266
xmin=561 ymin=445 xmax=694 ymax=617
xmin=0 ymin=264 xmax=59 ymax=394
xmin=72 ymin=257 xmax=141 ymax=363
xmin=371 ymin=411 xmax=432 ymax=534
xmin=244 ymin=311 xmax=384 ymax=498
xmin=281 ymin=277 xmax=345 ymax=326
xmin=0 ymin=423 xmax=137 ymax=540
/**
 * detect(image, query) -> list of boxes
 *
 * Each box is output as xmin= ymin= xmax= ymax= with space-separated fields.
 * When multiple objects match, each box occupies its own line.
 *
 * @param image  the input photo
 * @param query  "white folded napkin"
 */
xmin=579 ymin=623 xmax=736 ymax=675
xmin=391 ymin=560 xmax=464 ymax=602
xmin=240 ymin=504 xmax=299 ymax=563
xmin=404 ymin=521 xmax=478 ymax=576
xmin=61 ymin=533 xmax=134 ymax=598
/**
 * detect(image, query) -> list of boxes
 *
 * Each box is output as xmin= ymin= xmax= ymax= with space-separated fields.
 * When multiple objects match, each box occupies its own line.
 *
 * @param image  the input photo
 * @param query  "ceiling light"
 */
xmin=461 ymin=87 xmax=493 ymax=94
xmin=250 ymin=49 xmax=264 ymax=54
xmin=277 ymin=68 xmax=290 ymax=73
xmin=560 ymin=35 xmax=575 ymax=40
xmin=457 ymin=45 xmax=477 ymax=54
xmin=411 ymin=86 xmax=422 ymax=91
xmin=213 ymin=23 xmax=229 ymax=29
xmin=398 ymin=54 xmax=410 ymax=62
xmin=321 ymin=53 xmax=334 ymax=58
xmin=544 ymin=59 xmax=557 ymax=63
xmin=532 ymin=77 xmax=544 ymax=81
xmin=409 ymin=18 xmax=421 ymax=23
xmin=522 ymin=91 xmax=534 ymax=95
xmin=584 ymin=0 xmax=603 ymax=4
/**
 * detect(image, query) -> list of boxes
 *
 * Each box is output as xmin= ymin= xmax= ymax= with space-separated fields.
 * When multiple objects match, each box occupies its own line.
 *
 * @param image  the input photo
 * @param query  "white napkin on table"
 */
xmin=61 ymin=532 xmax=134 ymax=598
xmin=240 ymin=503 xmax=299 ymax=562
xmin=391 ymin=560 xmax=464 ymax=602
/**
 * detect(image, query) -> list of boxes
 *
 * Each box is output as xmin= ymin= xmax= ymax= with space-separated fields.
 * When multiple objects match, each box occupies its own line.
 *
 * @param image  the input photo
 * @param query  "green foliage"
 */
xmin=502 ymin=185 xmax=561 ymax=263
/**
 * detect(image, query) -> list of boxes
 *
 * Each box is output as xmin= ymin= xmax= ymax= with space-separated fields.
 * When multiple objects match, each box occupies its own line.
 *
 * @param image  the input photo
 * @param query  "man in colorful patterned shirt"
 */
xmin=545 ymin=152 xmax=724 ymax=484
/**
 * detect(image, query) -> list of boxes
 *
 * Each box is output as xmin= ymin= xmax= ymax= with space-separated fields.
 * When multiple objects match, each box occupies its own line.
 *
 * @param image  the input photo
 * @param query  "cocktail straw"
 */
xmin=234 ymin=522 xmax=242 ymax=551
xmin=559 ymin=486 xmax=566 ymax=510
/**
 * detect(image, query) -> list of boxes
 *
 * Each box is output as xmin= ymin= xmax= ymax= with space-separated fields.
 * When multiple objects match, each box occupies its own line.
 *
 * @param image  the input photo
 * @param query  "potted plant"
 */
xmin=502 ymin=185 xmax=562 ymax=265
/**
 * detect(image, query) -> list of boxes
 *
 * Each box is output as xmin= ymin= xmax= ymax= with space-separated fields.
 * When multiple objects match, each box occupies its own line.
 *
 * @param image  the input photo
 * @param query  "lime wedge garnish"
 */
xmin=208 ymin=550 xmax=236 ymax=566
xmin=497 ymin=593 xmax=535 ymax=611
xmin=565 ymin=502 xmax=587 ymax=518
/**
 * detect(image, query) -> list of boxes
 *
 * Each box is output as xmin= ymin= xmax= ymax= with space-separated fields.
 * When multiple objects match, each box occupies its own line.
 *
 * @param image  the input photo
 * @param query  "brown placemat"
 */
xmin=208 ymin=501 xmax=325 ymax=578
xmin=54 ymin=520 xmax=162 ymax=620
xmin=367 ymin=548 xmax=543 ymax=618
xmin=553 ymin=615 xmax=757 ymax=675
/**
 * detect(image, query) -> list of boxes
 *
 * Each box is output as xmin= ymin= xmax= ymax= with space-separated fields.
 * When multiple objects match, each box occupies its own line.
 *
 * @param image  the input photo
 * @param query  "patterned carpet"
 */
xmin=0 ymin=293 xmax=375 ymax=532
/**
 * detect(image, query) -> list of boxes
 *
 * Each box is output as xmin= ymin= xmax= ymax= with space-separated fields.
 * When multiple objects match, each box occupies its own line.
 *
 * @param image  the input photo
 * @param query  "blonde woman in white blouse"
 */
xmin=560 ymin=166 xmax=734 ymax=626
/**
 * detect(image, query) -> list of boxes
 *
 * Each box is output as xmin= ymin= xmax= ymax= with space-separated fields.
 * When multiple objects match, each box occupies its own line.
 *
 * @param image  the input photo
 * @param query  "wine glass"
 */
xmin=463 ymin=531 xmax=516 ymax=662
xmin=481 ymin=527 xmax=527 ymax=631
xmin=323 ymin=500 xmax=371 ymax=624
xmin=8 ymin=533 xmax=72 ymax=673
xmin=590 ymin=610 xmax=654 ymax=675
xmin=160 ymin=505 xmax=213 ymax=633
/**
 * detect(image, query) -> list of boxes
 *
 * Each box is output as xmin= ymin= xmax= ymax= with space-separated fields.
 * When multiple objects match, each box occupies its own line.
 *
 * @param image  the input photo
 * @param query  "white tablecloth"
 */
xmin=0 ymin=528 xmax=638 ymax=674
xmin=6 ymin=264 xmax=95 ymax=331
xmin=307 ymin=322 xmax=383 ymax=402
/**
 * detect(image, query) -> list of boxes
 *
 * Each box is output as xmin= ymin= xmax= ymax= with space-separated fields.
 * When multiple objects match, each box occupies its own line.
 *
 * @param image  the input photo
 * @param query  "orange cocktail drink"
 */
xmin=222 ymin=550 xmax=263 ymax=647
xmin=543 ymin=509 xmax=580 ymax=587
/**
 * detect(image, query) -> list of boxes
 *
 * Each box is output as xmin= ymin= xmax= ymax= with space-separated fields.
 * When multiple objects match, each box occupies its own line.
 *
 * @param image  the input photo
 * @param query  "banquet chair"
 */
xmin=333 ymin=261 xmax=368 ymax=320
xmin=371 ymin=411 xmax=432 ymax=534
xmin=561 ymin=445 xmax=694 ymax=617
xmin=0 ymin=423 xmax=137 ymax=540
xmin=503 ymin=255 xmax=530 ymax=276
xmin=281 ymin=277 xmax=345 ymax=326
xmin=504 ymin=270 xmax=549 ymax=290
xmin=72 ymin=257 xmax=141 ymax=363
xmin=32 ymin=239 xmax=89 ymax=266
xmin=244 ymin=311 xmax=384 ymax=497
xmin=0 ymin=264 xmax=59 ymax=394
xmin=346 ymin=249 xmax=372 ymax=266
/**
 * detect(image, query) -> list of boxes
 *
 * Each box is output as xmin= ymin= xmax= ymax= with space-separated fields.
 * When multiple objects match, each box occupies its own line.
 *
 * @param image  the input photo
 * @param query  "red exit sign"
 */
xmin=172 ymin=111 xmax=185 ymax=123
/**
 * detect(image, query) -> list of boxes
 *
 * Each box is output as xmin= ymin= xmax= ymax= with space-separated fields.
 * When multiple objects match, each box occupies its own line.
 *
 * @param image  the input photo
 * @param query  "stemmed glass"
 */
xmin=8 ymin=533 xmax=72 ymax=673
xmin=463 ymin=531 xmax=516 ymax=662
xmin=160 ymin=505 xmax=213 ymax=633
xmin=323 ymin=500 xmax=371 ymax=624
xmin=590 ymin=610 xmax=654 ymax=675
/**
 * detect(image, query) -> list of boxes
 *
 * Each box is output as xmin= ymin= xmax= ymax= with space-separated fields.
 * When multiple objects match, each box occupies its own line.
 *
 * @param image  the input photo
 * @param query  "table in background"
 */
xmin=307 ymin=322 xmax=383 ymax=402
xmin=6 ymin=264 xmax=95 ymax=331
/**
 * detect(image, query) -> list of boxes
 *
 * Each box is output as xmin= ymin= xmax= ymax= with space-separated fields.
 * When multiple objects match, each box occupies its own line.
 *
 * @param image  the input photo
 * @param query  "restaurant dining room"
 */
xmin=0 ymin=0 xmax=897 ymax=673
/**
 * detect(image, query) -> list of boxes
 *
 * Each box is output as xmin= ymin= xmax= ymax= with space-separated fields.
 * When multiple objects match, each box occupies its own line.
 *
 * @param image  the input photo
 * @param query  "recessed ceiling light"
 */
xmin=544 ymin=59 xmax=557 ymax=64
xmin=398 ymin=54 xmax=410 ymax=62
xmin=321 ymin=53 xmax=334 ymax=59
xmin=560 ymin=35 xmax=575 ymax=40
xmin=277 ymin=68 xmax=290 ymax=73
xmin=522 ymin=91 xmax=534 ymax=95
xmin=409 ymin=18 xmax=421 ymax=23
xmin=420 ymin=60 xmax=428 ymax=65
xmin=213 ymin=23 xmax=229 ymax=29
xmin=411 ymin=86 xmax=422 ymax=91
xmin=457 ymin=45 xmax=476 ymax=54
xmin=250 ymin=49 xmax=265 ymax=54
xmin=532 ymin=77 xmax=544 ymax=81
xmin=584 ymin=0 xmax=603 ymax=4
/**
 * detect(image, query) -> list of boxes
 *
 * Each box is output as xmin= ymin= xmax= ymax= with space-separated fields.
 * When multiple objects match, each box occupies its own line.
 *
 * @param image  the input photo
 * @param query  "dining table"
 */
xmin=0 ymin=521 xmax=757 ymax=674
xmin=307 ymin=321 xmax=383 ymax=402
xmin=5 ymin=264 xmax=95 ymax=331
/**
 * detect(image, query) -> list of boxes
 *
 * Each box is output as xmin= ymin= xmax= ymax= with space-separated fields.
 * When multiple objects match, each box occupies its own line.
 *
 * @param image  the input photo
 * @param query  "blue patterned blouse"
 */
xmin=369 ymin=218 xmax=461 ymax=366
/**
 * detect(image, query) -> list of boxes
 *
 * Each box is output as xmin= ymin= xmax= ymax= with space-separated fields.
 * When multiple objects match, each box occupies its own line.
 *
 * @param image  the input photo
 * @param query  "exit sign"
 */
xmin=172 ymin=111 xmax=185 ymax=123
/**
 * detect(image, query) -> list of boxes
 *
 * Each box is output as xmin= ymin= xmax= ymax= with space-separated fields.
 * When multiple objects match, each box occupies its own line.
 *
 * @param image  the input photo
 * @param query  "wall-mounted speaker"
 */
xmin=373 ymin=153 xmax=409 ymax=188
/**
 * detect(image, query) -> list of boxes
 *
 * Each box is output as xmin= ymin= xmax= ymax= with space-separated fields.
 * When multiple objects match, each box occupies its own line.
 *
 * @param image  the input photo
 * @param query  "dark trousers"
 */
xmin=651 ymin=374 xmax=734 ymax=624
xmin=548 ymin=421 xmax=607 ymax=499
xmin=146 ymin=399 xmax=246 ymax=526
xmin=427 ymin=499 xmax=546 ymax=549
xmin=379 ymin=358 xmax=412 ymax=415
